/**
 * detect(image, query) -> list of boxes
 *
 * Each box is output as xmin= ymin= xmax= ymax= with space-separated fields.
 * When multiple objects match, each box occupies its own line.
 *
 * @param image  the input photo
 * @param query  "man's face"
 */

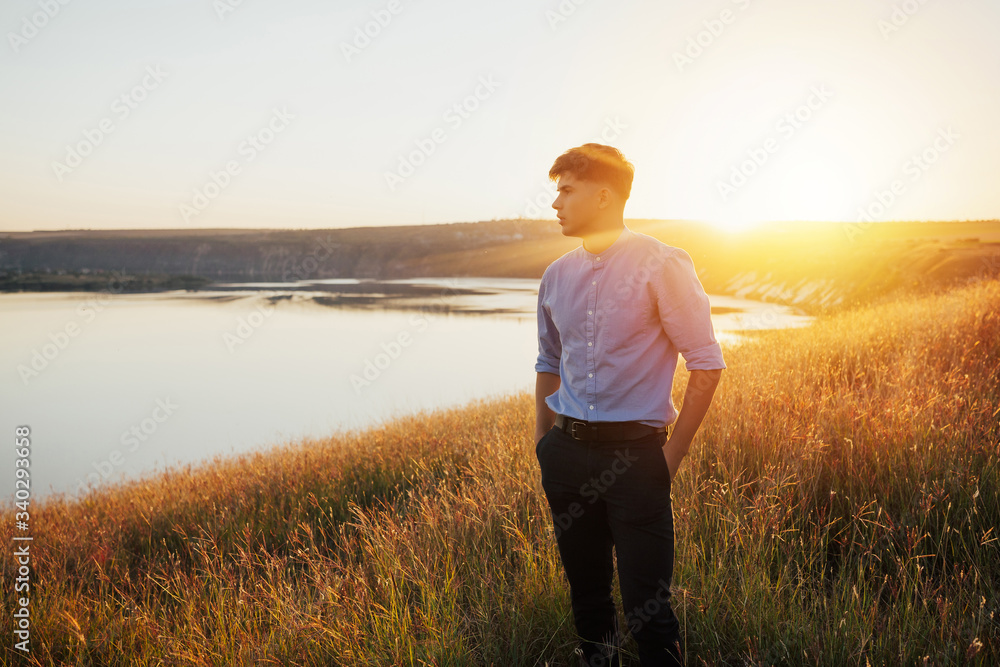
xmin=552 ymin=172 xmax=604 ymax=238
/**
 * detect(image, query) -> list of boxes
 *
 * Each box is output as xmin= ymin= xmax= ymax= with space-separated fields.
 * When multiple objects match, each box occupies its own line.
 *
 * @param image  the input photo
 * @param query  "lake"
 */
xmin=0 ymin=277 xmax=810 ymax=502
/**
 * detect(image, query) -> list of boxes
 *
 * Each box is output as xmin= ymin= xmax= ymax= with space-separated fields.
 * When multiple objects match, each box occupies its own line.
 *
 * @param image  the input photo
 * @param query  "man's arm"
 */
xmin=662 ymin=368 xmax=722 ymax=480
xmin=650 ymin=248 xmax=726 ymax=480
xmin=535 ymin=371 xmax=561 ymax=445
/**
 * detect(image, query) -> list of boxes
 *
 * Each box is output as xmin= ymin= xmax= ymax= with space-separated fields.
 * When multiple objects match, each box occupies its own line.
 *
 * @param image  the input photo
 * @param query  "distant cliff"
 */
xmin=2 ymin=218 xmax=998 ymax=314
xmin=0 ymin=219 xmax=573 ymax=283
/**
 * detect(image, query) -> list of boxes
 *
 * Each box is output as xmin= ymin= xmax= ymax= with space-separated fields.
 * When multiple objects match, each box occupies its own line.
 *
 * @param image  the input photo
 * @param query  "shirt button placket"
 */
xmin=587 ymin=257 xmax=603 ymax=420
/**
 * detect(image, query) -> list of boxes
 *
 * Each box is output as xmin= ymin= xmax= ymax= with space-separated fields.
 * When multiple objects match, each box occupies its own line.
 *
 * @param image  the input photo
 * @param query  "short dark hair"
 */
xmin=548 ymin=143 xmax=634 ymax=201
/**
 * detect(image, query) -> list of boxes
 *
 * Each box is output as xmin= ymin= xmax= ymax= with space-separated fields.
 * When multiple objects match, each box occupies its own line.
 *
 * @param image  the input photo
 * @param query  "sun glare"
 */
xmin=772 ymin=157 xmax=861 ymax=223
xmin=689 ymin=152 xmax=862 ymax=233
xmin=703 ymin=213 xmax=765 ymax=234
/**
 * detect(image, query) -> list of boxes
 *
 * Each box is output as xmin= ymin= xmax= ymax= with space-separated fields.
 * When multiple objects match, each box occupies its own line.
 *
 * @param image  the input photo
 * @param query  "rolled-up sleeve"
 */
xmin=534 ymin=272 xmax=562 ymax=374
xmin=652 ymin=247 xmax=726 ymax=371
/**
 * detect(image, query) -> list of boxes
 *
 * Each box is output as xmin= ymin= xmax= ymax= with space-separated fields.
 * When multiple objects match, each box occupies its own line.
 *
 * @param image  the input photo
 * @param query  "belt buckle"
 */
xmin=569 ymin=419 xmax=588 ymax=440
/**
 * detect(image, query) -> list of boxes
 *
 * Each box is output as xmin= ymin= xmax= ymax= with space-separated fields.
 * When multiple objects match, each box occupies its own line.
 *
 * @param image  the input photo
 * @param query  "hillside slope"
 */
xmin=3 ymin=278 xmax=998 ymax=665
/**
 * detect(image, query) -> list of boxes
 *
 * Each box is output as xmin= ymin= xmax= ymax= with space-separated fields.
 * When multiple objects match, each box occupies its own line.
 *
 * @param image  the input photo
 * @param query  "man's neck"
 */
xmin=581 ymin=223 xmax=625 ymax=255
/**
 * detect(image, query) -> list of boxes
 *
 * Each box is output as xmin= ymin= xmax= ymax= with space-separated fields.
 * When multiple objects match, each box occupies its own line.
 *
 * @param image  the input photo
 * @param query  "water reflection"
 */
xmin=0 ymin=278 xmax=809 ymax=501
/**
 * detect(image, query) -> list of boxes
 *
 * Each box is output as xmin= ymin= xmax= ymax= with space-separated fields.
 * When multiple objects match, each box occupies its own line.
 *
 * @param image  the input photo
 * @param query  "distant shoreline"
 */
xmin=0 ymin=272 xmax=763 ymax=321
xmin=0 ymin=270 xmax=211 ymax=293
xmin=3 ymin=218 xmax=998 ymax=315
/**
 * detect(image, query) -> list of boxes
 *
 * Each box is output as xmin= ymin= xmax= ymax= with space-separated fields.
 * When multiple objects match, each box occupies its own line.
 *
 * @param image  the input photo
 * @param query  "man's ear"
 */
xmin=597 ymin=186 xmax=611 ymax=210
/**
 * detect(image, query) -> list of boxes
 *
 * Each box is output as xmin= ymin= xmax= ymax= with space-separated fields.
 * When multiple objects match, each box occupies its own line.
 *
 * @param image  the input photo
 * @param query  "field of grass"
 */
xmin=3 ymin=277 xmax=999 ymax=665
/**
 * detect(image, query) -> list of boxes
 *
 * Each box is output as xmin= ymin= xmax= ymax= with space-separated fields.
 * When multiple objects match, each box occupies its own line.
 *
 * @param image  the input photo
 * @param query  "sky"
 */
xmin=1 ymin=0 xmax=998 ymax=232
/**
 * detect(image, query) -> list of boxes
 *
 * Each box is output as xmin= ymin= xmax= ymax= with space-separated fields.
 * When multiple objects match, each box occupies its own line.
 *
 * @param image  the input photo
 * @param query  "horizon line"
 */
xmin=3 ymin=217 xmax=999 ymax=235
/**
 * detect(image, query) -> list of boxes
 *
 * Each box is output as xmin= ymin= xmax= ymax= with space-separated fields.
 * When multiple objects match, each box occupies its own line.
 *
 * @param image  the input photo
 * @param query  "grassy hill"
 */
xmin=3 ymin=277 xmax=998 ymax=665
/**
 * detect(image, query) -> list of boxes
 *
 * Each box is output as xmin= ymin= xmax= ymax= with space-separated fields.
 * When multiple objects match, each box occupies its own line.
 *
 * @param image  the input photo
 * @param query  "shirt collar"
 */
xmin=581 ymin=224 xmax=631 ymax=261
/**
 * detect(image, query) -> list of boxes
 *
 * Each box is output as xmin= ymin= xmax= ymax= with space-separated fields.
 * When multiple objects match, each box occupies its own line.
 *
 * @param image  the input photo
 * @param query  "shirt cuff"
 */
xmin=534 ymin=358 xmax=560 ymax=374
xmin=681 ymin=341 xmax=727 ymax=371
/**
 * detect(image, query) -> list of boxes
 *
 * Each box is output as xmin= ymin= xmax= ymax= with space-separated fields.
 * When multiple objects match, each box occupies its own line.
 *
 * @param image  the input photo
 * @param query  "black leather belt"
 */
xmin=554 ymin=413 xmax=666 ymax=441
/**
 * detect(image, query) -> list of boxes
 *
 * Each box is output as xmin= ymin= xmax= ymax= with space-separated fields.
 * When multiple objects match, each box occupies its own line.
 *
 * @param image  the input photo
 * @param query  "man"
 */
xmin=534 ymin=143 xmax=725 ymax=666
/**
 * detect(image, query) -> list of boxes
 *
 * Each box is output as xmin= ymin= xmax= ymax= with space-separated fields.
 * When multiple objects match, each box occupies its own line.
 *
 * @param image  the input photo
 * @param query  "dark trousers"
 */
xmin=536 ymin=423 xmax=682 ymax=667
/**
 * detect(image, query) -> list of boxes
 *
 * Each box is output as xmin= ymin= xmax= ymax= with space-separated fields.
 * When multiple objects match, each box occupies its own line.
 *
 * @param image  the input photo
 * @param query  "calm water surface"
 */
xmin=1 ymin=278 xmax=809 ymax=501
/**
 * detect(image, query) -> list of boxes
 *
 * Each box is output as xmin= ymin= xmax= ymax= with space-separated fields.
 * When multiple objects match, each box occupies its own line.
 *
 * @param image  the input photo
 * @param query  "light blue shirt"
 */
xmin=535 ymin=224 xmax=726 ymax=428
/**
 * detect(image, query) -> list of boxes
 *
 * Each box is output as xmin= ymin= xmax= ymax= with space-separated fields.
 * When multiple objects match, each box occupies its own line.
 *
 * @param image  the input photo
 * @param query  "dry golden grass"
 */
xmin=2 ymin=278 xmax=999 ymax=665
